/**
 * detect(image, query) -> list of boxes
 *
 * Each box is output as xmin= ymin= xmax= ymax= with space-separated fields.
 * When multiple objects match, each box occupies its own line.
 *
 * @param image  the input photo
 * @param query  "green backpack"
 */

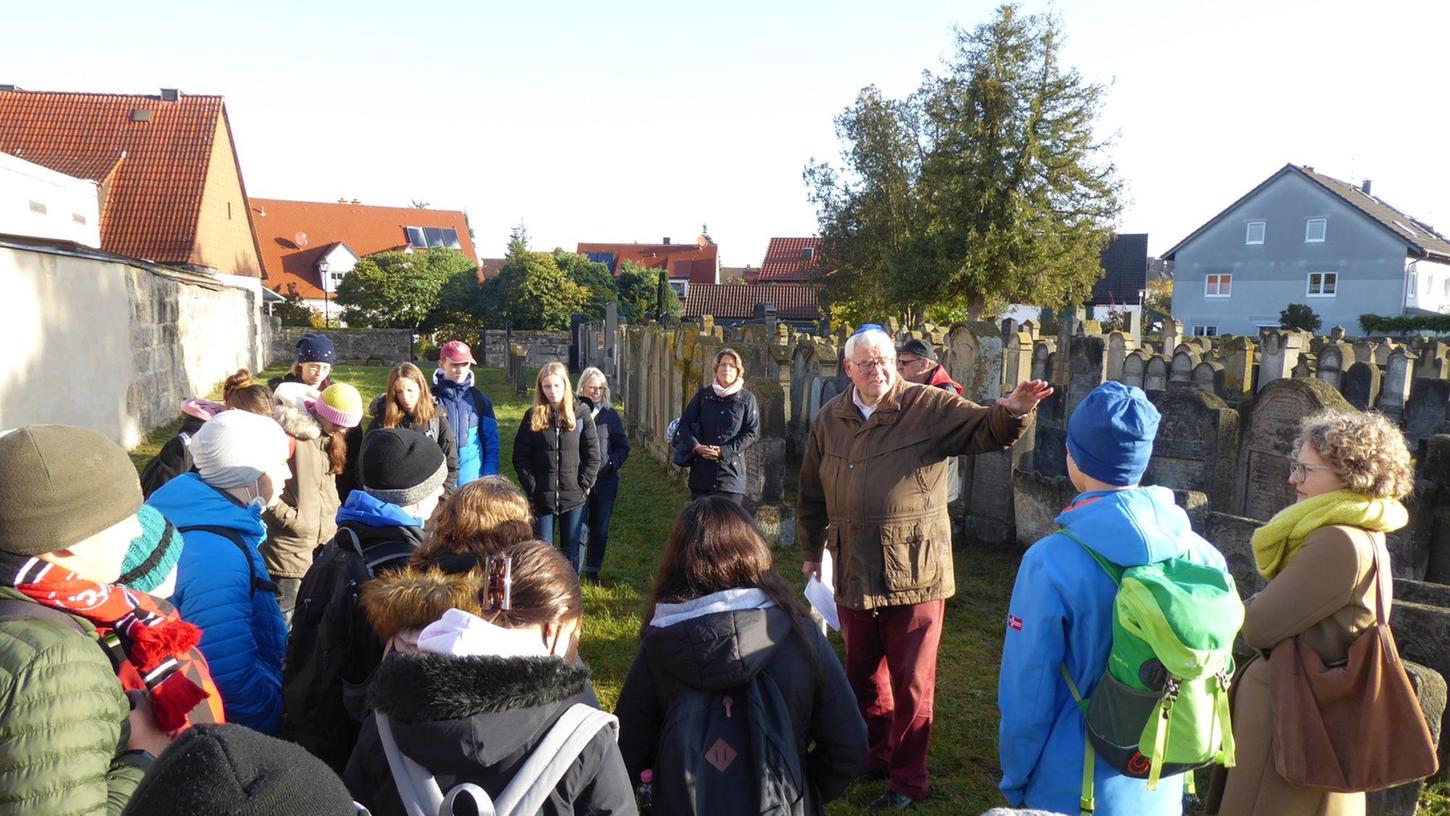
xmin=1056 ymin=528 xmax=1244 ymax=815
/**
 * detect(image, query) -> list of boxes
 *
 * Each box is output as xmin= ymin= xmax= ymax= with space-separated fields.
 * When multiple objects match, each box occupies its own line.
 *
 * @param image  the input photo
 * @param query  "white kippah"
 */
xmin=190 ymin=410 xmax=290 ymax=489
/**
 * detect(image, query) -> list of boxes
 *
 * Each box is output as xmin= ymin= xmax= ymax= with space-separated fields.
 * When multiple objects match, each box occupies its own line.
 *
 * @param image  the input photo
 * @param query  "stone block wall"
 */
xmin=270 ymin=327 xmax=413 ymax=366
xmin=480 ymin=330 xmax=571 ymax=370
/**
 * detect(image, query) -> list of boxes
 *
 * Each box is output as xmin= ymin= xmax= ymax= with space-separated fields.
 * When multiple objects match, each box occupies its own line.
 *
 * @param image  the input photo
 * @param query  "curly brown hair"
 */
xmin=1295 ymin=410 xmax=1415 ymax=500
xmin=414 ymin=476 xmax=534 ymax=564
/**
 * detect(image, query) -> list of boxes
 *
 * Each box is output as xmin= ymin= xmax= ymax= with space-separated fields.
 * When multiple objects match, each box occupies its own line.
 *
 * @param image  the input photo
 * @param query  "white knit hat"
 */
xmin=190 ymin=410 xmax=291 ymax=489
xmin=272 ymin=381 xmax=319 ymax=412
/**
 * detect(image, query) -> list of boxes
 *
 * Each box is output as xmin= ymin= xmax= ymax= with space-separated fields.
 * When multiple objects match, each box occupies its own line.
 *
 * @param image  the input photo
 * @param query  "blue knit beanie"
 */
xmin=295 ymin=333 xmax=336 ymax=365
xmin=1066 ymin=381 xmax=1160 ymax=486
xmin=118 ymin=505 xmax=184 ymax=594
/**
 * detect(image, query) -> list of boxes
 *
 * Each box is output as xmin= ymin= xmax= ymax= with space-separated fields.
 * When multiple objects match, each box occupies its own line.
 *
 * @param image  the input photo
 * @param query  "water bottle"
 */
xmin=637 ymin=768 xmax=654 ymax=815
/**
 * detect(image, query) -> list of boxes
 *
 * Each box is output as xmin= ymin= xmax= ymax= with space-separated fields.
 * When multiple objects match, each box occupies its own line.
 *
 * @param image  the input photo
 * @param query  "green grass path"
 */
xmin=128 ymin=364 xmax=1449 ymax=815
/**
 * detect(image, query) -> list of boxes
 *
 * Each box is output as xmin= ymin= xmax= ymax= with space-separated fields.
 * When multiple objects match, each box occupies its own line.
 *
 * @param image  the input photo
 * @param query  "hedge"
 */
xmin=1358 ymin=314 xmax=1450 ymax=334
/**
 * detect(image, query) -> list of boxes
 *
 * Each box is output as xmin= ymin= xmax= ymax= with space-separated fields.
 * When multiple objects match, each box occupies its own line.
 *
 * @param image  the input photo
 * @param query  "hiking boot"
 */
xmin=868 ymin=790 xmax=917 ymax=813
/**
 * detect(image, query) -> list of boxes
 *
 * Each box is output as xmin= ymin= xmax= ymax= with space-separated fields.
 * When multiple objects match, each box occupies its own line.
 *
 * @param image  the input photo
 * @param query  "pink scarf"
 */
xmin=712 ymin=379 xmax=744 ymax=398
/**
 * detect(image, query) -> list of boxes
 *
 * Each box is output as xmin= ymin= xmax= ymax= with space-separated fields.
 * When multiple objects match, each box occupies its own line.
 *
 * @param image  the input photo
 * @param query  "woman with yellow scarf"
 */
xmin=1212 ymin=411 xmax=1414 ymax=816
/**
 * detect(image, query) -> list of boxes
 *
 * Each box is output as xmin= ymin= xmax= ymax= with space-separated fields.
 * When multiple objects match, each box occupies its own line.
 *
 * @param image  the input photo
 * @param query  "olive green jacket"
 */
xmin=0 ymin=587 xmax=149 ymax=815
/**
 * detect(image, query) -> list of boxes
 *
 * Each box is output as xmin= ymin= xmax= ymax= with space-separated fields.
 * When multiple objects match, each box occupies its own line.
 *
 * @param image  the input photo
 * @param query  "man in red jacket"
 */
xmin=895 ymin=339 xmax=962 ymax=395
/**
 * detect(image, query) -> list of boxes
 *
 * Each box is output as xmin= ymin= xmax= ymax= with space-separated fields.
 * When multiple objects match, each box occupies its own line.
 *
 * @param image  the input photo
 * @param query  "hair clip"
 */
xmin=484 ymin=554 xmax=512 ymax=611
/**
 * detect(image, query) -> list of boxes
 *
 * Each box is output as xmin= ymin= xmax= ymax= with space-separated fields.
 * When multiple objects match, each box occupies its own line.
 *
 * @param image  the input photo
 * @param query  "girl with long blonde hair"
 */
xmin=512 ymin=362 xmax=601 ymax=572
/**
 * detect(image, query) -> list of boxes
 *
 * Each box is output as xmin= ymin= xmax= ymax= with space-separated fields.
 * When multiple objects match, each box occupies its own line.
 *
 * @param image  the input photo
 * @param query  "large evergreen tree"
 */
xmin=336 ymin=247 xmax=473 ymax=329
xmin=806 ymin=5 xmax=1122 ymax=324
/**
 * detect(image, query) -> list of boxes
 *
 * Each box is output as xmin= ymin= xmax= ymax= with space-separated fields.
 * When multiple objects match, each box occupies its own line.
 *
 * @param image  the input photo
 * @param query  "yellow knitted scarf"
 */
xmin=1251 ymin=490 xmax=1407 ymax=580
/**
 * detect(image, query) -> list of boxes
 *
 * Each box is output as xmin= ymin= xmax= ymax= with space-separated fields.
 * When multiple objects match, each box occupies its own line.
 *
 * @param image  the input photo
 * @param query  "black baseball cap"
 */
xmin=895 ymin=338 xmax=937 ymax=363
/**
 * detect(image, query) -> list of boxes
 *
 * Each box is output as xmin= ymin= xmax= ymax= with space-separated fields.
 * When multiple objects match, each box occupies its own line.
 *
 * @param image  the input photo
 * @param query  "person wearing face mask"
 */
xmin=146 ymin=410 xmax=293 ymax=735
xmin=513 ymin=362 xmax=601 ymax=573
xmin=283 ymin=427 xmax=449 ymax=772
xmin=0 ymin=425 xmax=181 ymax=814
xmin=344 ymin=540 xmax=635 ymax=816
xmin=677 ymin=348 xmax=758 ymax=505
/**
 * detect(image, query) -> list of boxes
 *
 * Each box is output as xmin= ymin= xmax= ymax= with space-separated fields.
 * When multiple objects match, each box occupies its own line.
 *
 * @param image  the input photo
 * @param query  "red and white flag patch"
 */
xmin=1007 ymin=614 xmax=1024 ymax=631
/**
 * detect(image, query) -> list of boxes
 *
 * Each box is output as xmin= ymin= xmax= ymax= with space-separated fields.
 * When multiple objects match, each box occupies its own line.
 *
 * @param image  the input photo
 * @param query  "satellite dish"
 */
xmin=295 ymin=231 xmax=309 ymax=248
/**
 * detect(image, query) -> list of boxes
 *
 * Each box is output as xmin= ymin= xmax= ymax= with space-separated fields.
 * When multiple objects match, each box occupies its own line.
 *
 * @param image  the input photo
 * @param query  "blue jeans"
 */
xmin=583 ymin=477 xmax=620 ymax=576
xmin=536 ymin=503 xmax=588 ymax=573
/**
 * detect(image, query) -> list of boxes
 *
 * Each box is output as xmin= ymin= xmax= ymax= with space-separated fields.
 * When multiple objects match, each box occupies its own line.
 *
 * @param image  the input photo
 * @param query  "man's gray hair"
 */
xmin=844 ymin=327 xmax=895 ymax=362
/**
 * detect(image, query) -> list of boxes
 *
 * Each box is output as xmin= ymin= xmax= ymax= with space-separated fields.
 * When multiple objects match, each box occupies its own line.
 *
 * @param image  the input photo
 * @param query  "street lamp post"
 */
xmin=318 ymin=258 xmax=332 ymax=327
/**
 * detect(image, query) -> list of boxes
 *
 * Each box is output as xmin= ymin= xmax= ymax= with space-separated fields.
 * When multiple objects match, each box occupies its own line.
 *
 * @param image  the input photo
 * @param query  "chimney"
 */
xmin=160 ymin=88 xmax=180 ymax=102
xmin=663 ymin=237 xmax=671 ymax=245
xmin=1361 ymin=179 xmax=1372 ymax=195
xmin=0 ymin=84 xmax=19 ymax=92
xmin=1303 ymin=165 xmax=1314 ymax=173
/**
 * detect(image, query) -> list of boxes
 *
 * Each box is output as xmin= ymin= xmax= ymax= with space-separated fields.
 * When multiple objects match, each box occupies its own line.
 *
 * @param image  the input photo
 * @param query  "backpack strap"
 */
xmin=493 ymin=704 xmax=618 ymax=816
xmin=1055 ymin=527 xmax=1124 ymax=586
xmin=1059 ymin=664 xmax=1095 ymax=816
xmin=177 ymin=525 xmax=278 ymax=596
xmin=335 ymin=526 xmax=413 ymax=579
xmin=376 ymin=712 xmax=452 ymax=816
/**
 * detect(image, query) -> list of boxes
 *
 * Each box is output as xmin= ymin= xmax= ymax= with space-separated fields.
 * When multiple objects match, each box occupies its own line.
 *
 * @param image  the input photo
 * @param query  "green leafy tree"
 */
xmin=478 ymin=228 xmax=590 ymax=329
xmin=615 ymin=261 xmax=682 ymax=323
xmin=272 ymin=283 xmax=322 ymax=327
xmin=806 ymin=5 xmax=1122 ymax=325
xmin=336 ymin=247 xmax=470 ymax=329
xmin=553 ymin=249 xmax=617 ymax=320
xmin=1280 ymin=303 xmax=1323 ymax=333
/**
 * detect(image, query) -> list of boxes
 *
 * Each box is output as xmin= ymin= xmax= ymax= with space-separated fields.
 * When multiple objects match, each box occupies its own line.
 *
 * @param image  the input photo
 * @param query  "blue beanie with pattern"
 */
xmin=1066 ymin=381 xmax=1160 ymax=486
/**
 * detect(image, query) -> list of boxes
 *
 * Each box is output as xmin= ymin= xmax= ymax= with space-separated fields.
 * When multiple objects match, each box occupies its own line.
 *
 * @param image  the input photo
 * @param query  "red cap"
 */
xmin=440 ymin=340 xmax=477 ymax=364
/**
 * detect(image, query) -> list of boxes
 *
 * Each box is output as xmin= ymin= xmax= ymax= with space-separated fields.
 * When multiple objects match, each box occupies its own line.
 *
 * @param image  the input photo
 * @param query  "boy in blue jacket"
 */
xmin=431 ymin=340 xmax=500 ymax=483
xmin=997 ymin=382 xmax=1227 ymax=816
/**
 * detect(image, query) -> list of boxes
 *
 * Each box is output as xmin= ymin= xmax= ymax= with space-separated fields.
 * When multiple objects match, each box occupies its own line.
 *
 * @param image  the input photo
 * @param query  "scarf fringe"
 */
xmin=150 ymin=673 xmax=209 ymax=732
xmin=127 ymin=620 xmax=202 ymax=672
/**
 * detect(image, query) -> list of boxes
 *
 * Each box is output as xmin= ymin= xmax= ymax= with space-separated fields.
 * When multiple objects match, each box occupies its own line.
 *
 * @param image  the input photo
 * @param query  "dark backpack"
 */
xmin=655 ymin=672 xmax=807 ymax=816
xmin=281 ymin=526 xmax=414 ymax=772
xmin=138 ymin=430 xmax=195 ymax=499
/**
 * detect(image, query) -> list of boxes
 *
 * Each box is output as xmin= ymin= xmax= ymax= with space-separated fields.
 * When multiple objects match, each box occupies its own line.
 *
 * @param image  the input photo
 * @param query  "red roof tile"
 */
xmin=478 ymin=258 xmax=505 ymax=283
xmin=758 ymin=237 xmax=823 ymax=282
xmin=0 ymin=90 xmax=225 ymax=264
xmin=249 ymin=199 xmax=479 ymax=299
xmin=683 ymin=282 xmax=822 ymax=321
xmin=577 ymin=238 xmax=719 ymax=284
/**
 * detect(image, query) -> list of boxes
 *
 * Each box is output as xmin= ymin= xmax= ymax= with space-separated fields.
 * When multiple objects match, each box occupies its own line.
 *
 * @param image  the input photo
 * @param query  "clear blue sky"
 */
xmin=7 ymin=0 xmax=1447 ymax=265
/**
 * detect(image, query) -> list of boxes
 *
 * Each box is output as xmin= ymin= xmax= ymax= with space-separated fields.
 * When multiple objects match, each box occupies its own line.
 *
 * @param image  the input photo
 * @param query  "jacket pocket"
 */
xmin=880 ymin=522 xmax=941 ymax=593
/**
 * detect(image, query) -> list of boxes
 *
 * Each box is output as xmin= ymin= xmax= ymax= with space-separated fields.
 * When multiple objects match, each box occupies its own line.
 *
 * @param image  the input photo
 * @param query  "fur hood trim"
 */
xmin=362 ymin=565 xmax=484 ymax=641
xmin=273 ymin=401 xmax=322 ymax=441
xmin=372 ymin=651 xmax=589 ymax=722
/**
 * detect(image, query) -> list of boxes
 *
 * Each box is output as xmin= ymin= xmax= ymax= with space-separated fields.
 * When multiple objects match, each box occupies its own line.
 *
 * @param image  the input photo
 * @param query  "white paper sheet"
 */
xmin=804 ymin=549 xmax=839 ymax=631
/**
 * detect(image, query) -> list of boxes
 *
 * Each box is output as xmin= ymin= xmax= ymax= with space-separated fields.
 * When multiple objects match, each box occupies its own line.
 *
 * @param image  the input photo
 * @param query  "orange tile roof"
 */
xmin=758 ymin=237 xmax=823 ymax=282
xmin=249 ymin=198 xmax=479 ymax=299
xmin=577 ymin=237 xmax=718 ymax=284
xmin=0 ymin=89 xmax=228 ymax=264
xmin=683 ymin=282 xmax=822 ymax=321
xmin=478 ymin=258 xmax=505 ymax=283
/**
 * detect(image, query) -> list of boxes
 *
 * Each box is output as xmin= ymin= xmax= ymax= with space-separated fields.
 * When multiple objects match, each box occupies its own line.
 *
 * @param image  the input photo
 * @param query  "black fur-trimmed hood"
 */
xmin=370 ymin=651 xmax=592 ymax=768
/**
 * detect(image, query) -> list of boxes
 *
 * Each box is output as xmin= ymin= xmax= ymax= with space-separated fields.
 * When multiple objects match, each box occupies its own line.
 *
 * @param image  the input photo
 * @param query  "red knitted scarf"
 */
xmin=4 ymin=555 xmax=211 ymax=732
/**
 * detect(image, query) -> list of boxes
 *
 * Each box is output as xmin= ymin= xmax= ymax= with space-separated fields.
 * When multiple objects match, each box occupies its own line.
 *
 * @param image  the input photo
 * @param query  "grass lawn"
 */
xmin=128 ymin=363 xmax=1448 ymax=815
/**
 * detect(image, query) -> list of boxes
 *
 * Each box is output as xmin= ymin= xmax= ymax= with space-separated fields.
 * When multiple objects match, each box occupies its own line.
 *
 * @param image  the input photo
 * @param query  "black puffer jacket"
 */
xmin=345 ymin=652 xmax=636 ymax=816
xmin=584 ymin=402 xmax=630 ymax=483
xmin=512 ymin=400 xmax=602 ymax=515
xmin=679 ymin=386 xmax=759 ymax=494
xmin=364 ymin=395 xmax=461 ymax=496
xmin=614 ymin=602 xmax=866 ymax=816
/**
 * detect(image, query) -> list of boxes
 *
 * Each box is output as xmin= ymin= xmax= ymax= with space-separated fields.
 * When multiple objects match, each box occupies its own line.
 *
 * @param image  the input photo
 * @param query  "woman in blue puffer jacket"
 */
xmin=431 ymin=340 xmax=500 ymax=484
xmin=146 ymin=409 xmax=293 ymax=734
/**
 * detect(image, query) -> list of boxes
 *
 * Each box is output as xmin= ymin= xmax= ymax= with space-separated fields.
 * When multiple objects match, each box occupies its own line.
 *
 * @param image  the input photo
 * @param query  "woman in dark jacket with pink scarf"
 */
xmin=677 ymin=348 xmax=758 ymax=504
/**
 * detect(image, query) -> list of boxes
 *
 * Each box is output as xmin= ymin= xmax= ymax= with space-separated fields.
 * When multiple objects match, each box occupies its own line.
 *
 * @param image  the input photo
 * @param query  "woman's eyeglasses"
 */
xmin=1288 ymin=462 xmax=1334 ymax=480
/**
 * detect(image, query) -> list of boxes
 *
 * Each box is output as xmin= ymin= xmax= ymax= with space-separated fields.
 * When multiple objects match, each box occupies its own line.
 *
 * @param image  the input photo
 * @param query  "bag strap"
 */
xmin=178 ymin=525 xmax=278 ymax=596
xmin=1059 ymin=664 xmax=1095 ymax=816
xmin=1364 ymin=528 xmax=1390 ymax=627
xmin=0 ymin=598 xmax=125 ymax=672
xmin=376 ymin=713 xmax=453 ymax=816
xmin=494 ymin=704 xmax=618 ymax=816
xmin=1056 ymin=528 xmax=1123 ymax=587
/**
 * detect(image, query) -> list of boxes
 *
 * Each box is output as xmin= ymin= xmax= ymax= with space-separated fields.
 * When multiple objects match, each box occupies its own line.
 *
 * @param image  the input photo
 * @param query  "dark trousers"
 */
xmin=582 ymin=477 xmax=620 ymax=577
xmin=690 ymin=489 xmax=744 ymax=505
xmin=838 ymin=599 xmax=945 ymax=801
xmin=536 ymin=504 xmax=588 ymax=573
xmin=275 ymin=577 xmax=302 ymax=629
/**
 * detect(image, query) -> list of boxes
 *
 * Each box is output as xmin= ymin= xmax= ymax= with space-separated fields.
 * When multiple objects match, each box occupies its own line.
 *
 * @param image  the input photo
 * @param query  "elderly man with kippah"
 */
xmin=797 ymin=325 xmax=1052 ymax=812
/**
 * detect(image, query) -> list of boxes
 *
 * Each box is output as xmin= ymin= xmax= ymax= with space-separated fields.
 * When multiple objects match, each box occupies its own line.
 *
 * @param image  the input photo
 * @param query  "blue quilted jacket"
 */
xmin=147 ymin=473 xmax=287 ymax=734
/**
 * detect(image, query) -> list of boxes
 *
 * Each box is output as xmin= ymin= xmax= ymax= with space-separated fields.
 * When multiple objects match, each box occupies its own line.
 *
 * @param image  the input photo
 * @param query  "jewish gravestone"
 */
xmin=1381 ymin=348 xmax=1416 ymax=423
xmin=1290 ymin=354 xmax=1316 ymax=380
xmin=1405 ymin=379 xmax=1450 ymax=448
xmin=1121 ymin=349 xmax=1149 ymax=390
xmin=1145 ymin=388 xmax=1240 ymax=511
xmin=1234 ymin=378 xmax=1353 ymax=521
xmin=1169 ymin=349 xmax=1200 ymax=389
xmin=1144 ymin=355 xmax=1169 ymax=394
xmin=1192 ymin=360 xmax=1226 ymax=397
xmin=1316 ymin=341 xmax=1353 ymax=392
xmin=1031 ymin=341 xmax=1054 ymax=383
xmin=1031 ymin=388 xmax=1068 ymax=479
xmin=1106 ymin=331 xmax=1134 ymax=382
xmin=1342 ymin=361 xmax=1381 ymax=410
xmin=1354 ymin=339 xmax=1378 ymax=366
xmin=1257 ymin=330 xmax=1306 ymax=392
xmin=1066 ymin=333 xmax=1107 ymax=415
xmin=1219 ymin=336 xmax=1257 ymax=407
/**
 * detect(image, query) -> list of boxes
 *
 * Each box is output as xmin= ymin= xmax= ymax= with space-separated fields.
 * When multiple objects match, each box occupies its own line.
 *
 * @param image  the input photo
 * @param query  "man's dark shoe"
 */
xmin=868 ymin=790 xmax=916 ymax=813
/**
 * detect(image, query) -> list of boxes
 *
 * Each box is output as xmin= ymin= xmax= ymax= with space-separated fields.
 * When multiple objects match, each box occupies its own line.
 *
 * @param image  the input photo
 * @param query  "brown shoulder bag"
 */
xmin=1269 ymin=530 xmax=1439 ymax=792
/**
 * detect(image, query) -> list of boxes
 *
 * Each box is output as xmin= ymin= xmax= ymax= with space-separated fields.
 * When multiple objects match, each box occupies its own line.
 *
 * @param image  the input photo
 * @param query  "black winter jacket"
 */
xmin=345 ymin=652 xmax=636 ymax=816
xmin=614 ymin=603 xmax=866 ymax=816
xmin=281 ymin=518 xmax=421 ymax=771
xmin=512 ymin=400 xmax=602 ymax=515
xmin=363 ymin=395 xmax=461 ymax=497
xmin=679 ymin=386 xmax=760 ymax=495
xmin=138 ymin=413 xmax=208 ymax=499
xmin=583 ymin=402 xmax=630 ymax=483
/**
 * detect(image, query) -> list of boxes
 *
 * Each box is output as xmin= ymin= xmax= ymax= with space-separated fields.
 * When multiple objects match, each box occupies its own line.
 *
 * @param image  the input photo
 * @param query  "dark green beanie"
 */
xmin=0 ymin=425 xmax=143 ymax=556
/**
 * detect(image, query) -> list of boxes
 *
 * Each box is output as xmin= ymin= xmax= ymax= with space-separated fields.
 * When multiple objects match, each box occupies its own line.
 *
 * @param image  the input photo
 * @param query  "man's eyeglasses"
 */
xmin=850 ymin=358 xmax=894 ymax=371
xmin=1288 ymin=462 xmax=1334 ymax=480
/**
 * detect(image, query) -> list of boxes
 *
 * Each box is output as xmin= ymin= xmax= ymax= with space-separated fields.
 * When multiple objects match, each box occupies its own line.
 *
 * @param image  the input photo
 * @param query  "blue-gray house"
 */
xmin=1165 ymin=164 xmax=1450 ymax=336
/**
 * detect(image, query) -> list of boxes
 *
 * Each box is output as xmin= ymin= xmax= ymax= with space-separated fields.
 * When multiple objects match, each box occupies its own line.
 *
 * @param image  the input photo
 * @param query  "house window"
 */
xmin=1409 ymin=271 xmax=1418 ymax=296
xmin=1305 ymin=218 xmax=1326 ymax=242
xmin=1307 ymin=272 xmax=1338 ymax=297
xmin=1246 ymin=221 xmax=1266 ymax=245
xmin=1205 ymin=273 xmax=1232 ymax=297
xmin=1193 ymin=325 xmax=1218 ymax=337
xmin=405 ymin=226 xmax=428 ymax=248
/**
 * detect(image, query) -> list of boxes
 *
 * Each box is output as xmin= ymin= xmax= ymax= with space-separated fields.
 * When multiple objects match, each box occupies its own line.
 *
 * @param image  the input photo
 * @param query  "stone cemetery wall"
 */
xmin=1 ymin=244 xmax=266 ymax=447
xmin=480 ymin=330 xmax=571 ymax=369
xmin=271 ymin=326 xmax=413 ymax=365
